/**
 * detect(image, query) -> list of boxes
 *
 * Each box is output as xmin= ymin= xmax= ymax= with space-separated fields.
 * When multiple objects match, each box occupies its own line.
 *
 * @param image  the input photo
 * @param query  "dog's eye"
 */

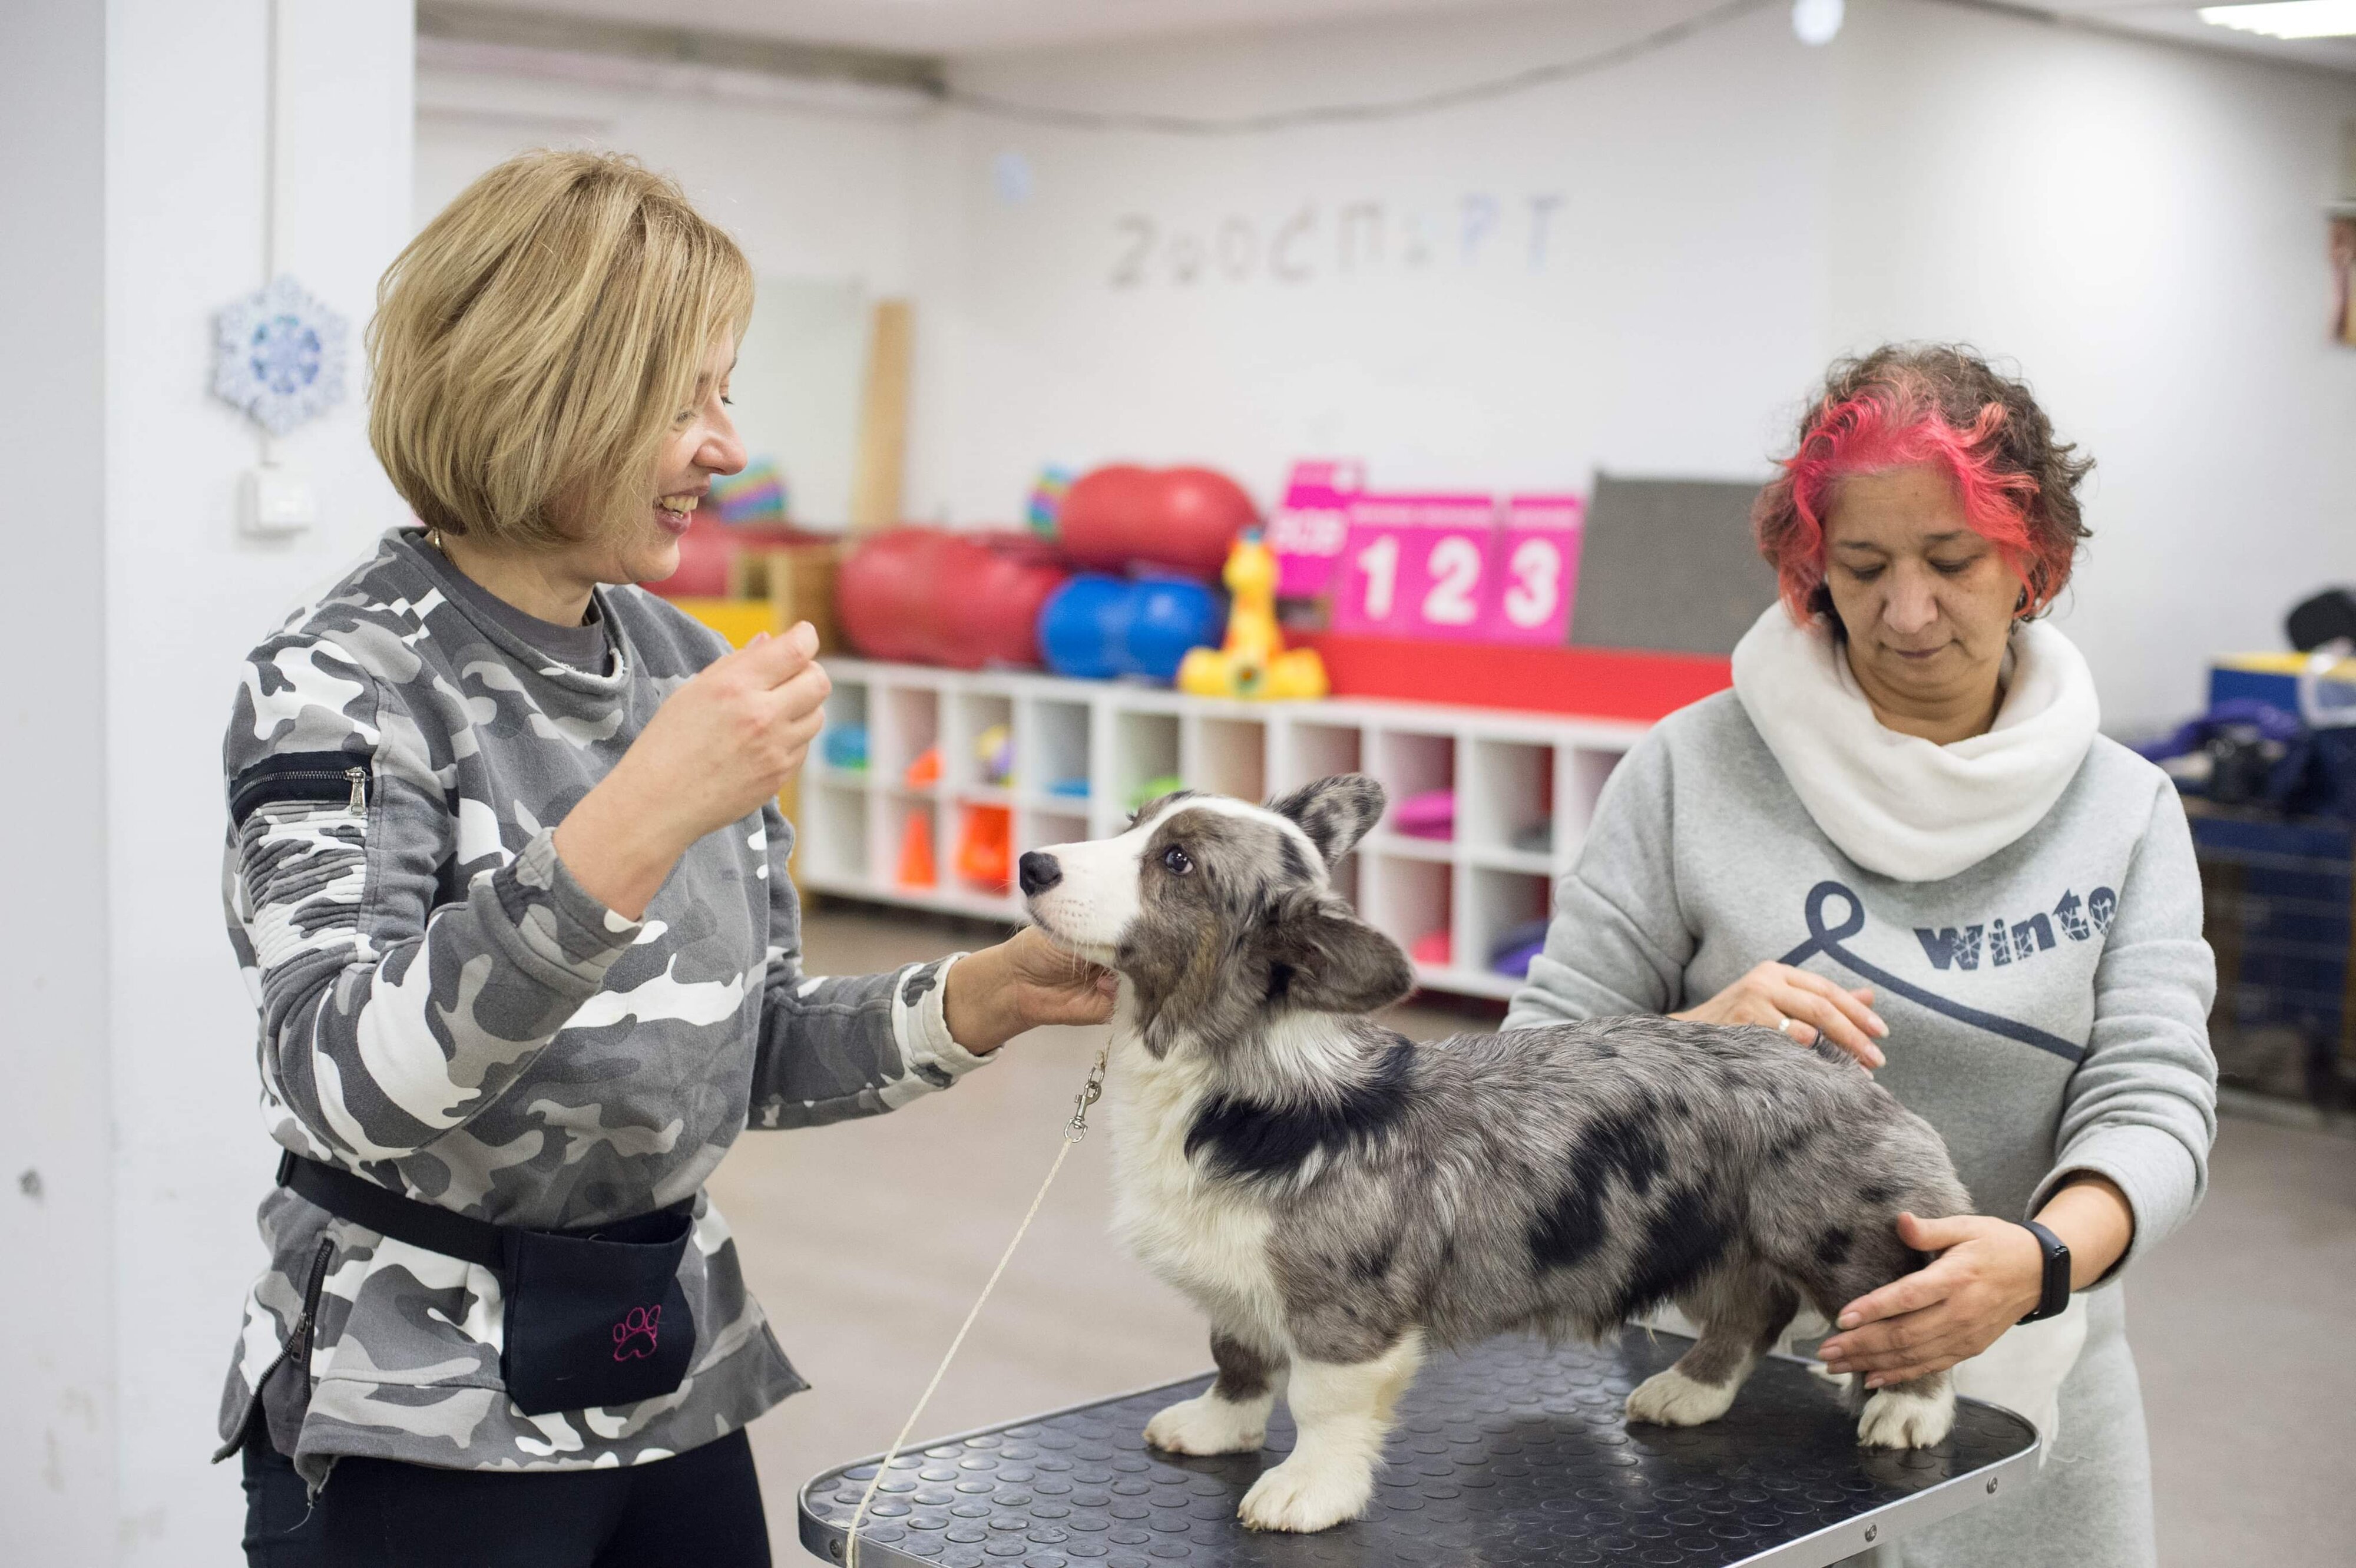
xmin=1162 ymin=846 xmax=1194 ymax=876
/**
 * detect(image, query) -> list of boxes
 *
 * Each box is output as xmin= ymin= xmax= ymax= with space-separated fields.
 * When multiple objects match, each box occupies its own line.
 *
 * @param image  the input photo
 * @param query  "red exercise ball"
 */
xmin=1059 ymin=464 xmax=1257 ymax=581
xmin=837 ymin=528 xmax=1069 ymax=670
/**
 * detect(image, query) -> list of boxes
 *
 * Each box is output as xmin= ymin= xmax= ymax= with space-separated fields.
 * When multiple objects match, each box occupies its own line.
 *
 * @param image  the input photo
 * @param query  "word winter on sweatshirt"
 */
xmin=1914 ymin=887 xmax=2118 ymax=972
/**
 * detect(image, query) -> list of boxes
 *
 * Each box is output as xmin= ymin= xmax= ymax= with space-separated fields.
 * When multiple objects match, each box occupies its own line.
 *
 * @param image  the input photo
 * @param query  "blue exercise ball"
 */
xmin=1037 ymin=574 xmax=1223 ymax=684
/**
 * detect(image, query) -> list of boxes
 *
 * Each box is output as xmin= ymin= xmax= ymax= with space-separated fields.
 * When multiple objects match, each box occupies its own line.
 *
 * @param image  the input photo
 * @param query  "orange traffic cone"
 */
xmin=896 ymin=809 xmax=937 ymax=888
xmin=955 ymin=804 xmax=1012 ymax=893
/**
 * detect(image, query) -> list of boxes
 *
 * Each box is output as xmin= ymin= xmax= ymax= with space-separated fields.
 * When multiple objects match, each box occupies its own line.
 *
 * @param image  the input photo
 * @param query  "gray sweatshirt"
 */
xmin=217 ymin=529 xmax=988 ymax=1481
xmin=1504 ymin=690 xmax=2218 ymax=1273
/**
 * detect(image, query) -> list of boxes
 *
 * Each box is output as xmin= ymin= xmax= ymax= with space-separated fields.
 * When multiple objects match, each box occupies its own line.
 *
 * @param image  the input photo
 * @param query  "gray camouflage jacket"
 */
xmin=217 ymin=528 xmax=985 ymax=1483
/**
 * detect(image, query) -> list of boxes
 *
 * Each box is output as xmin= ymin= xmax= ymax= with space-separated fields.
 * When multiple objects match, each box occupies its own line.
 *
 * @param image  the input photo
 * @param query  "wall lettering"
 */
xmin=1111 ymin=214 xmax=1156 ymax=289
xmin=1106 ymin=191 xmax=1571 ymax=290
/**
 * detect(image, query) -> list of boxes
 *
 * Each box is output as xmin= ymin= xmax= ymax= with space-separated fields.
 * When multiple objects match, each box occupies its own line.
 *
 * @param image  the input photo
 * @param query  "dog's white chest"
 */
xmin=1105 ymin=1041 xmax=1285 ymax=1339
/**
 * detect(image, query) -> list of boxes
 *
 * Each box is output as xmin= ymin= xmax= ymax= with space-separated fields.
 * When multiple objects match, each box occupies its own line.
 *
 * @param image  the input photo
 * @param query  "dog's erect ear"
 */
xmin=1265 ymin=895 xmax=1415 ymax=1014
xmin=1269 ymin=774 xmax=1387 ymax=869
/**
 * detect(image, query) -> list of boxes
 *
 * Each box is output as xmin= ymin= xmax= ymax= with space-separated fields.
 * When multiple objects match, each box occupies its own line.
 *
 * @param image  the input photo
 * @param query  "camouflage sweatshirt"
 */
xmin=217 ymin=528 xmax=986 ymax=1483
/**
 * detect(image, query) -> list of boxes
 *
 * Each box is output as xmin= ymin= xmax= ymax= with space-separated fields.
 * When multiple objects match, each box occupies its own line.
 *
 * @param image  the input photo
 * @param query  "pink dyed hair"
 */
xmin=1753 ymin=347 xmax=2092 ymax=625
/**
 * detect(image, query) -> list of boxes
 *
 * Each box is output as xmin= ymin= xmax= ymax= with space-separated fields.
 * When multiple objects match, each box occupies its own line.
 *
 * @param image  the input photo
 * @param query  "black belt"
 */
xmin=277 ymin=1150 xmax=694 ymax=1265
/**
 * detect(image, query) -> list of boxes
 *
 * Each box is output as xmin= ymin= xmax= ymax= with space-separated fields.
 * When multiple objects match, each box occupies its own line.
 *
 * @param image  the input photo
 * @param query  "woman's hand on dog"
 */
xmin=1671 ymin=961 xmax=1888 ymax=1069
xmin=1815 ymin=1213 xmax=2044 ymax=1387
xmin=942 ymin=927 xmax=1120 ymax=1054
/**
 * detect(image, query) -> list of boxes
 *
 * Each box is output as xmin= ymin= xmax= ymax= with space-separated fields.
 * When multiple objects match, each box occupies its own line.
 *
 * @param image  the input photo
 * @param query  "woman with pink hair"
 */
xmin=1509 ymin=345 xmax=2216 ymax=1567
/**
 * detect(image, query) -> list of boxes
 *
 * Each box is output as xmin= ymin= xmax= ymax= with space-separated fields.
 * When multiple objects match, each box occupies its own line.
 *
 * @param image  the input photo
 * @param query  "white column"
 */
xmin=0 ymin=2 xmax=118 ymax=1561
xmin=106 ymin=4 xmax=415 ymax=1558
xmin=1 ymin=2 xmax=412 ymax=1561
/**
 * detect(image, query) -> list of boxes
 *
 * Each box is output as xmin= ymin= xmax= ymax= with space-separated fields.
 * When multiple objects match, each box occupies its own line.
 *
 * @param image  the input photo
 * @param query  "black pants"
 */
xmin=240 ymin=1428 xmax=772 ymax=1567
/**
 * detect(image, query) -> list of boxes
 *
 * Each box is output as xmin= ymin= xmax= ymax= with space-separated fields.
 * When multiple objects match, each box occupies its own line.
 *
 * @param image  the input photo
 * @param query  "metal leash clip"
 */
xmin=1066 ymin=1046 xmax=1110 ymax=1143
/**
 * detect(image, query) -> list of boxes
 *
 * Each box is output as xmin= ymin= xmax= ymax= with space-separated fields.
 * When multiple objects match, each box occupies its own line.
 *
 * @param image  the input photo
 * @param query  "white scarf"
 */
xmin=1730 ymin=606 xmax=2102 ymax=882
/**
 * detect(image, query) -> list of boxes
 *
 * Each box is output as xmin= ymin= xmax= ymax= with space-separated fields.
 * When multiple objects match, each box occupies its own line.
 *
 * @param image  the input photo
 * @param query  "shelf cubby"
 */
xmin=883 ymin=791 xmax=942 ymax=890
xmin=877 ymin=684 xmax=940 ymax=786
xmin=1464 ymin=737 xmax=1552 ymax=856
xmin=1370 ymin=727 xmax=1457 ymax=843
xmin=802 ymin=779 xmax=871 ymax=885
xmin=1188 ymin=714 xmax=1268 ymax=802
xmin=809 ymin=675 xmax=872 ymax=785
xmin=1555 ymin=746 xmax=1623 ymax=859
xmin=1113 ymin=709 xmax=1183 ymax=813
xmin=1363 ymin=854 xmax=1453 ymax=966
xmin=945 ymin=689 xmax=1014 ymax=793
xmin=1276 ymin=719 xmax=1362 ymax=795
xmin=1023 ymin=696 xmax=1093 ymax=807
xmin=1466 ymin=865 xmax=1554 ymax=985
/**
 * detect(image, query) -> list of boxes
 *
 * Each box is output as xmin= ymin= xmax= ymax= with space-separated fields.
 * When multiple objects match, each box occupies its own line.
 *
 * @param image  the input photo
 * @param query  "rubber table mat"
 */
xmin=799 ymin=1327 xmax=2039 ymax=1567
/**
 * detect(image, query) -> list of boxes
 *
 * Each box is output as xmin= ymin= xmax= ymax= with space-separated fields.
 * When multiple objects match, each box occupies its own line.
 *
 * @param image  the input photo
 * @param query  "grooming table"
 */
xmin=798 ymin=1327 xmax=2038 ymax=1567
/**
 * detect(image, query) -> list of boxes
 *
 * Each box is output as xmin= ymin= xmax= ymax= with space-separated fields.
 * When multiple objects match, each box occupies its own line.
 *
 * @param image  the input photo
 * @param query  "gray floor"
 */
xmin=709 ymin=906 xmax=2356 ymax=1566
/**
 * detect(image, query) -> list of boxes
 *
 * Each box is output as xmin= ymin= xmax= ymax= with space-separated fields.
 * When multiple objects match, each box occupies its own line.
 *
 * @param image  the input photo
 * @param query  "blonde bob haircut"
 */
xmin=369 ymin=150 xmax=753 ymax=550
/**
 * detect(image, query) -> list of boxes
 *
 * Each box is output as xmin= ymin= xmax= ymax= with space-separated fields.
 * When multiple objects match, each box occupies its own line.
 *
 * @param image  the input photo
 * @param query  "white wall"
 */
xmin=1826 ymin=1 xmax=2356 ymax=730
xmin=412 ymin=68 xmax=929 ymax=524
xmin=910 ymin=0 xmax=1834 ymax=515
xmin=906 ymin=0 xmax=2356 ymax=731
xmin=0 ymin=3 xmax=413 ymax=1562
xmin=413 ymin=70 xmax=926 ymax=290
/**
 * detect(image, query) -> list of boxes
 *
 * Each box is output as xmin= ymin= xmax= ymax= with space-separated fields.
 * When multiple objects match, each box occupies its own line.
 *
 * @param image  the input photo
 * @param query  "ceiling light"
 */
xmin=1792 ymin=0 xmax=1844 ymax=47
xmin=2199 ymin=2 xmax=2356 ymax=39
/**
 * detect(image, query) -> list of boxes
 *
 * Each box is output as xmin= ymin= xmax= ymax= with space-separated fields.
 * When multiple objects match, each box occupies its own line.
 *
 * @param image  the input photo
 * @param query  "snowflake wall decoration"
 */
xmin=213 ymin=274 xmax=349 ymax=436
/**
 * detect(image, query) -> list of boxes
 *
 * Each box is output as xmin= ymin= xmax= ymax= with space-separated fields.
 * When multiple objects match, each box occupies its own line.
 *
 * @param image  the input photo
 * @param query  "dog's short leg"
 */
xmin=1145 ymin=1331 xmax=1286 ymax=1456
xmin=1858 ymin=1368 xmax=1955 ymax=1448
xmin=1237 ymin=1332 xmax=1422 ymax=1533
xmin=1626 ymin=1276 xmax=1796 ymax=1429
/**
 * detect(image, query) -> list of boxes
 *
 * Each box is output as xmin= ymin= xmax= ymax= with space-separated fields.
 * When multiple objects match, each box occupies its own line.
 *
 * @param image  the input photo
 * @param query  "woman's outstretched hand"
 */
xmin=1672 ymin=960 xmax=1887 ymax=1068
xmin=1815 ymin=1212 xmax=2044 ymax=1387
xmin=942 ymin=927 xmax=1119 ymax=1054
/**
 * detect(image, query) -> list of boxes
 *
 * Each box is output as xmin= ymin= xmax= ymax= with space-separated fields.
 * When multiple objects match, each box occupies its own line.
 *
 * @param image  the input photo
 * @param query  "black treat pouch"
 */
xmin=500 ymin=1211 xmax=697 ymax=1416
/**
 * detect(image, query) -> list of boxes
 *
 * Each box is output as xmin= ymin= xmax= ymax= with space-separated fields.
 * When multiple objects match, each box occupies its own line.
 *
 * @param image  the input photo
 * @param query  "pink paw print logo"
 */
xmin=613 ymin=1304 xmax=661 ymax=1361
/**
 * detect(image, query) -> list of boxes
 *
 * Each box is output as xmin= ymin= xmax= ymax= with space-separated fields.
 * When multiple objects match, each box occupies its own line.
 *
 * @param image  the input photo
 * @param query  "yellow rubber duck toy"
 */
xmin=1178 ymin=528 xmax=1329 ymax=700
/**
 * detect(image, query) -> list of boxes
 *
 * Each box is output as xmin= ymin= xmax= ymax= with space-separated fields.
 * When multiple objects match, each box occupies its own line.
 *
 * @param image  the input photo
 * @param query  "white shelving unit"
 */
xmin=798 ymin=657 xmax=1651 ymax=1001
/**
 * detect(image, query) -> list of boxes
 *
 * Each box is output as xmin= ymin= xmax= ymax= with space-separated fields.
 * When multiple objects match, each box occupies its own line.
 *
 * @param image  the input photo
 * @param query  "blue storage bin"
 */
xmin=2189 ymin=809 xmax=2355 ymax=1106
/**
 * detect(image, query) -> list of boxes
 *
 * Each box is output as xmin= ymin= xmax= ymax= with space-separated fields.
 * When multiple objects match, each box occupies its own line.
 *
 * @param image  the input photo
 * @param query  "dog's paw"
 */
xmin=1857 ymin=1386 xmax=1955 ymax=1449
xmin=1625 ymin=1367 xmax=1739 ymax=1427
xmin=1143 ymin=1394 xmax=1267 ymax=1456
xmin=1237 ymin=1451 xmax=1373 ymax=1533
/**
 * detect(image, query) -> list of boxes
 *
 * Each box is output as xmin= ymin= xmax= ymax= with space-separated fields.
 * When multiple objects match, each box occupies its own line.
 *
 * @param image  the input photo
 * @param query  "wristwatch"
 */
xmin=2016 ymin=1219 xmax=2072 ymax=1323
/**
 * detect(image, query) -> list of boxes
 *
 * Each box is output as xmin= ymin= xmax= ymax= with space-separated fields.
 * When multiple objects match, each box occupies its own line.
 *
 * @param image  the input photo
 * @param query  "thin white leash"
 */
xmin=843 ymin=1040 xmax=1111 ymax=1568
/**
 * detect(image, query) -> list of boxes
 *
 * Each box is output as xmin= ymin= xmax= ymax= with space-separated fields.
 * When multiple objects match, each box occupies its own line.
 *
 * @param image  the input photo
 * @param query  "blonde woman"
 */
xmin=217 ymin=152 xmax=1110 ymax=1566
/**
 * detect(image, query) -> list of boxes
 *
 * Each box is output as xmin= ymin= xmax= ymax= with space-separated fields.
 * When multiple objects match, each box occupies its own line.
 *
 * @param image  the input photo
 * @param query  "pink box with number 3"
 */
xmin=1330 ymin=492 xmax=1500 ymax=643
xmin=1483 ymin=494 xmax=1583 ymax=646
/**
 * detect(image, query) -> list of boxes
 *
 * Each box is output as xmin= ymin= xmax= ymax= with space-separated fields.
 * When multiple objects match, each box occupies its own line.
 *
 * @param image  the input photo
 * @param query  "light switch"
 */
xmin=241 ymin=463 xmax=317 ymax=537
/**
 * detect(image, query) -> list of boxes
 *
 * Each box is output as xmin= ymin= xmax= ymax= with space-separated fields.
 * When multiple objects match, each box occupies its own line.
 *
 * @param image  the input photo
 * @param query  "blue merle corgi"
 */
xmin=1017 ymin=775 xmax=1970 ymax=1533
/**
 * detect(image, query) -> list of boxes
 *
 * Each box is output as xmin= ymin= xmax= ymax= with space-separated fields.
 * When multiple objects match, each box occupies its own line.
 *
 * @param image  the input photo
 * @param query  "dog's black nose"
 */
xmin=1017 ymin=851 xmax=1063 ymax=896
